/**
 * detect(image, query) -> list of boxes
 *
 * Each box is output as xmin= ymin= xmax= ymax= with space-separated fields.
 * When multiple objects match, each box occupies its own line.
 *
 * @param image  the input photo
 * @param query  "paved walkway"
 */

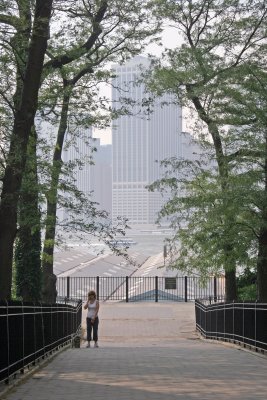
xmin=2 ymin=302 xmax=267 ymax=400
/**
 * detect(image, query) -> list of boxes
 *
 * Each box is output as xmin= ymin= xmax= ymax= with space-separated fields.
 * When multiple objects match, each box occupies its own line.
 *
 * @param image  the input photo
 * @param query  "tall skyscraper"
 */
xmin=112 ymin=56 xmax=183 ymax=227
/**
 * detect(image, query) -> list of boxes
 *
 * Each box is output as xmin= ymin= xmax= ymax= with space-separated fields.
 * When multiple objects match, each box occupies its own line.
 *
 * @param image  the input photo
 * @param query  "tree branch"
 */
xmin=0 ymin=14 xmax=20 ymax=29
xmin=226 ymin=149 xmax=264 ymax=162
xmin=43 ymin=0 xmax=108 ymax=72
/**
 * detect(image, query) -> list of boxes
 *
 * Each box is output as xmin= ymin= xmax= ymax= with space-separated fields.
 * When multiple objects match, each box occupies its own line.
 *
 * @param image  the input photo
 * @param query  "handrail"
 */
xmin=195 ymin=299 xmax=267 ymax=354
xmin=0 ymin=299 xmax=82 ymax=384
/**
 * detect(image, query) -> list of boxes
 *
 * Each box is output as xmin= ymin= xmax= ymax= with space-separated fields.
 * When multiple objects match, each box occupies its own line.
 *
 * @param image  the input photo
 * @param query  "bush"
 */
xmin=238 ymin=284 xmax=257 ymax=301
xmin=237 ymin=267 xmax=257 ymax=301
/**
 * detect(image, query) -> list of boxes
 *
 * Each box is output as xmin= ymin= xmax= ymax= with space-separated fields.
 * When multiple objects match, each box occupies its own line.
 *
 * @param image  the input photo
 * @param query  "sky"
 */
xmin=93 ymin=26 xmax=183 ymax=145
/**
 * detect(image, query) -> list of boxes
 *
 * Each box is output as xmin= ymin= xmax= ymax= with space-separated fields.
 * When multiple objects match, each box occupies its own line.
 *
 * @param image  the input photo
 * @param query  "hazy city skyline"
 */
xmin=61 ymin=55 xmax=202 ymax=229
xmin=111 ymin=56 xmax=183 ymax=226
xmin=93 ymin=26 xmax=184 ymax=145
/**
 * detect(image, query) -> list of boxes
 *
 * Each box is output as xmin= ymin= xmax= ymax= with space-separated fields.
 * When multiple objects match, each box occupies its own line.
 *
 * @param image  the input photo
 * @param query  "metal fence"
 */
xmin=195 ymin=300 xmax=267 ymax=353
xmin=57 ymin=275 xmax=225 ymax=302
xmin=0 ymin=299 xmax=82 ymax=384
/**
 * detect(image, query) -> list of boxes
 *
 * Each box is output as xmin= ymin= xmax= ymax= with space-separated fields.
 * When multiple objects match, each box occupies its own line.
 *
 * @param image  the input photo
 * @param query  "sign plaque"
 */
xmin=165 ymin=277 xmax=176 ymax=290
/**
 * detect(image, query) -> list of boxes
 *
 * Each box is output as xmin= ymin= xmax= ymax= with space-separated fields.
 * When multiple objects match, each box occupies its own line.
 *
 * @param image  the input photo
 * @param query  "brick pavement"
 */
xmin=1 ymin=302 xmax=267 ymax=400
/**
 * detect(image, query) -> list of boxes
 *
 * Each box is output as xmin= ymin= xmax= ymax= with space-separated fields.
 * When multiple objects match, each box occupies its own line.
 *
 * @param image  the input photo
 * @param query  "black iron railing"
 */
xmin=57 ymin=276 xmax=225 ymax=302
xmin=195 ymin=300 xmax=267 ymax=353
xmin=0 ymin=299 xmax=82 ymax=384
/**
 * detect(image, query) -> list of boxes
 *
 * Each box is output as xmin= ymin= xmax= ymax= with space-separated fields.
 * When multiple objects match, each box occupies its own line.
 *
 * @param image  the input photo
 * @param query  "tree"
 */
xmin=1 ymin=1 xmax=43 ymax=302
xmin=149 ymin=155 xmax=257 ymax=282
xmin=14 ymin=128 xmax=42 ymax=302
xmin=0 ymin=0 xmax=162 ymax=301
xmin=38 ymin=0 xmax=161 ymax=302
xmin=0 ymin=0 xmax=54 ymax=300
xmin=217 ymin=65 xmax=267 ymax=301
xmin=148 ymin=0 xmax=267 ymax=300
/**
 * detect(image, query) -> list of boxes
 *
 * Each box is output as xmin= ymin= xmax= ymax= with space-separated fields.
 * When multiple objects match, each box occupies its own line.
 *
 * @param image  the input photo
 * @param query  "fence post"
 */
xmin=205 ymin=305 xmax=209 ymax=338
xmin=255 ymin=301 xmax=257 ymax=350
xmin=185 ymin=276 xmax=188 ymax=302
xmin=155 ymin=276 xmax=158 ymax=302
xmin=242 ymin=301 xmax=244 ymax=344
xmin=224 ymin=301 xmax=226 ymax=340
xmin=126 ymin=276 xmax=129 ymax=303
xmin=232 ymin=300 xmax=235 ymax=343
xmin=96 ymin=276 xmax=100 ymax=300
xmin=21 ymin=301 xmax=25 ymax=372
xmin=6 ymin=299 xmax=10 ymax=383
xmin=214 ymin=276 xmax=217 ymax=302
xmin=67 ymin=276 xmax=70 ymax=299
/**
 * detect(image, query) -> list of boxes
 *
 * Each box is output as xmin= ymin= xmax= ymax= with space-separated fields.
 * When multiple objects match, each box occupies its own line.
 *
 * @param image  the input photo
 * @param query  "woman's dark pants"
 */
xmin=86 ymin=317 xmax=99 ymax=342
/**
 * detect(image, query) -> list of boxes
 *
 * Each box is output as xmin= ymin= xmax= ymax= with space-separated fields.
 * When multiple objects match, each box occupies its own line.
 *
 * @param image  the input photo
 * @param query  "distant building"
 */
xmin=90 ymin=140 xmax=112 ymax=215
xmin=61 ymin=132 xmax=112 ymax=219
xmin=111 ymin=56 xmax=183 ymax=227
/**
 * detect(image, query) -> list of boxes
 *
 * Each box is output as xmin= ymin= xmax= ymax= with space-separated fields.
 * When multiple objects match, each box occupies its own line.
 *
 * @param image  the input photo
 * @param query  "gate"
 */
xmin=57 ymin=276 xmax=225 ymax=302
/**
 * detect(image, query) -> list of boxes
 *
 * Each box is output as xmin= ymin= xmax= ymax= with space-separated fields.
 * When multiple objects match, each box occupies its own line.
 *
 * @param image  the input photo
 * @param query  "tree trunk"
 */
xmin=0 ymin=0 xmax=53 ymax=300
xmin=42 ymin=200 xmax=58 ymax=304
xmin=42 ymin=87 xmax=71 ymax=303
xmin=225 ymin=268 xmax=237 ymax=302
xmin=14 ymin=128 xmax=42 ymax=302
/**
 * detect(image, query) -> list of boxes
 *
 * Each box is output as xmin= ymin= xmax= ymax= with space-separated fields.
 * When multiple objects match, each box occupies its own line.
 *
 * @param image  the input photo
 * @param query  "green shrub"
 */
xmin=236 ymin=267 xmax=257 ymax=300
xmin=238 ymin=284 xmax=257 ymax=301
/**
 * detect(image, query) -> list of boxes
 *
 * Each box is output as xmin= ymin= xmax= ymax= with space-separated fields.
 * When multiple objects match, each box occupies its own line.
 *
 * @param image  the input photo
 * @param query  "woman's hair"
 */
xmin=88 ymin=290 xmax=96 ymax=298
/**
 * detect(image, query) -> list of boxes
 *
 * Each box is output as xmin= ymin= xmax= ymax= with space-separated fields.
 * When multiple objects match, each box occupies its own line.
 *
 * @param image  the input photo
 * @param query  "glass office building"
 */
xmin=112 ymin=56 xmax=183 ymax=226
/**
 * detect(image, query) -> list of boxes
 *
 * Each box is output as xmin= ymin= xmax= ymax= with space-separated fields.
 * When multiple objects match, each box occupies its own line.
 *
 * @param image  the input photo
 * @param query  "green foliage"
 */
xmin=237 ymin=268 xmax=257 ymax=301
xmin=146 ymin=0 xmax=267 ymax=301
xmin=0 ymin=0 xmax=163 ymax=301
xmin=14 ymin=228 xmax=42 ymax=302
xmin=150 ymin=157 xmax=257 ymax=280
xmin=13 ymin=131 xmax=42 ymax=302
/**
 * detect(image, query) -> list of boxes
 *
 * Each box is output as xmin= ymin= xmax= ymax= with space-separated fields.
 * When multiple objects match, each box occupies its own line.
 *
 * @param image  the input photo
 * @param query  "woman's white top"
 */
xmin=87 ymin=300 xmax=97 ymax=318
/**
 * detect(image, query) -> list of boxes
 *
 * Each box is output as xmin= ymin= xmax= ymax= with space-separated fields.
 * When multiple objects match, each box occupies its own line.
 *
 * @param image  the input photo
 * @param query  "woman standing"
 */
xmin=84 ymin=290 xmax=100 ymax=348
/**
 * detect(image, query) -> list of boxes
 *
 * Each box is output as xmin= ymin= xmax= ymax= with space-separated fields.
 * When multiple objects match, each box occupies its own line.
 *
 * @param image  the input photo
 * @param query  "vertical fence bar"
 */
xmin=232 ymin=301 xmax=234 ymax=343
xmin=205 ymin=306 xmax=209 ymax=338
xmin=126 ymin=276 xmax=129 ymax=303
xmin=22 ymin=301 xmax=25 ymax=372
xmin=242 ymin=301 xmax=244 ymax=345
xmin=155 ymin=276 xmax=158 ymax=302
xmin=66 ymin=277 xmax=70 ymax=299
xmin=6 ymin=300 xmax=10 ymax=383
xmin=214 ymin=276 xmax=217 ymax=302
xmin=96 ymin=277 xmax=99 ymax=300
xmin=223 ymin=301 xmax=226 ymax=339
xmin=184 ymin=276 xmax=188 ymax=302
xmin=255 ymin=301 xmax=257 ymax=350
